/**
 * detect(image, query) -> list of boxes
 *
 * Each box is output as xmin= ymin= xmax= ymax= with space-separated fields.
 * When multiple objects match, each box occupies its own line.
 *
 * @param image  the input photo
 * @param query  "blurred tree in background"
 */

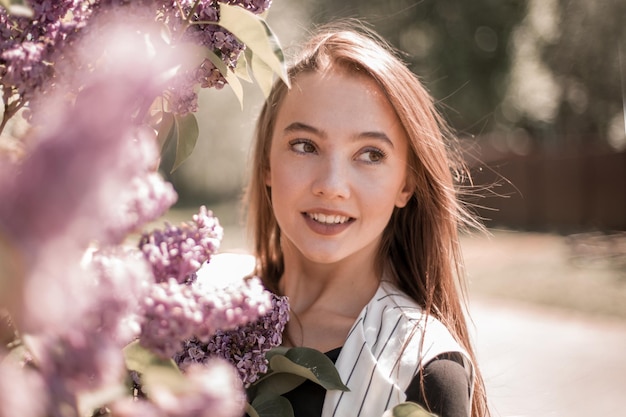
xmin=305 ymin=0 xmax=527 ymax=137
xmin=499 ymin=0 xmax=626 ymax=154
xmin=305 ymin=0 xmax=625 ymax=153
xmin=162 ymin=0 xmax=625 ymax=232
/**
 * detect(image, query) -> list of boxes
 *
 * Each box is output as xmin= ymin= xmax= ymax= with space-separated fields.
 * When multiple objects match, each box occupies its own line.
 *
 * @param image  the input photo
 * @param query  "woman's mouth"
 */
xmin=306 ymin=212 xmax=351 ymax=224
xmin=303 ymin=212 xmax=355 ymax=235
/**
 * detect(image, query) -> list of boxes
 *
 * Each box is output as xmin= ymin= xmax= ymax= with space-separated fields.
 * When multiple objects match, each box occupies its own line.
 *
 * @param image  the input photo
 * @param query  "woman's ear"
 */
xmin=264 ymin=166 xmax=271 ymax=187
xmin=395 ymin=178 xmax=413 ymax=208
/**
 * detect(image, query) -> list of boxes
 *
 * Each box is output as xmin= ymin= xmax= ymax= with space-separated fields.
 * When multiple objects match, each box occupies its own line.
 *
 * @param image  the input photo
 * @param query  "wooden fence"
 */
xmin=467 ymin=148 xmax=626 ymax=232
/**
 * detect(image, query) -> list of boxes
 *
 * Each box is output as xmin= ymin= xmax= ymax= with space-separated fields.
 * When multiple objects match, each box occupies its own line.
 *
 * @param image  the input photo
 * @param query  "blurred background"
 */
xmin=158 ymin=1 xmax=626 ymax=416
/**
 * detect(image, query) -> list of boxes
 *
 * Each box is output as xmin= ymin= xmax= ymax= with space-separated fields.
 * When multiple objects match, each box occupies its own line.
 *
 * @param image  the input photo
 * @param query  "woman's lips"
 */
xmin=302 ymin=212 xmax=355 ymax=235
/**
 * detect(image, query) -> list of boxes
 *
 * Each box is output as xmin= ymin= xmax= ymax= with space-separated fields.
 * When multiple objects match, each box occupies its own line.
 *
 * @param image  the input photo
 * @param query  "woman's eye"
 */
xmin=290 ymin=140 xmax=316 ymax=154
xmin=357 ymin=148 xmax=386 ymax=163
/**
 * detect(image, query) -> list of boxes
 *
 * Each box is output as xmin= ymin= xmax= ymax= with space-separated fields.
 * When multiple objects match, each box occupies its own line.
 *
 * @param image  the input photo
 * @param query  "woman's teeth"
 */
xmin=308 ymin=213 xmax=350 ymax=224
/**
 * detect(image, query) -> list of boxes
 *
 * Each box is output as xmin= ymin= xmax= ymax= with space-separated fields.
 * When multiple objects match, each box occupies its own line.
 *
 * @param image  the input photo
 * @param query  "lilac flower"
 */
xmin=112 ymin=172 xmax=178 ymax=240
xmin=0 ymin=17 xmax=183 ymax=342
xmin=139 ymin=276 xmax=273 ymax=359
xmin=0 ymin=0 xmax=93 ymax=112
xmin=15 ymin=246 xmax=154 ymax=413
xmin=28 ymin=327 xmax=127 ymax=408
xmin=111 ymin=361 xmax=245 ymax=417
xmin=192 ymin=275 xmax=275 ymax=341
xmin=154 ymin=361 xmax=246 ymax=417
xmin=139 ymin=206 xmax=223 ymax=285
xmin=86 ymin=246 xmax=155 ymax=345
xmin=0 ymin=48 xmax=170 ymax=257
xmin=0 ymin=351 xmax=48 ymax=417
xmin=139 ymin=278 xmax=204 ymax=358
xmin=175 ymin=292 xmax=289 ymax=387
xmin=161 ymin=0 xmax=271 ymax=114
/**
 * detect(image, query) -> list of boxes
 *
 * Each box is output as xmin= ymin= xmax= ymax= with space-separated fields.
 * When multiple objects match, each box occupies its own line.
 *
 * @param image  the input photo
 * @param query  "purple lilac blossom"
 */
xmin=139 ymin=275 xmax=273 ymax=359
xmin=111 ymin=171 xmax=178 ymax=241
xmin=174 ymin=292 xmax=289 ymax=387
xmin=0 ymin=1 xmax=93 ymax=111
xmin=86 ymin=246 xmax=155 ymax=345
xmin=111 ymin=360 xmax=245 ymax=417
xmin=162 ymin=0 xmax=272 ymax=114
xmin=0 ymin=33 xmax=171 ymax=255
xmin=17 ymin=246 xmax=154 ymax=414
xmin=139 ymin=278 xmax=204 ymax=359
xmin=2 ymin=0 xmax=273 ymax=121
xmin=0 ymin=350 xmax=49 ymax=417
xmin=28 ymin=327 xmax=127 ymax=412
xmin=0 ymin=21 xmax=179 ymax=333
xmin=139 ymin=206 xmax=223 ymax=285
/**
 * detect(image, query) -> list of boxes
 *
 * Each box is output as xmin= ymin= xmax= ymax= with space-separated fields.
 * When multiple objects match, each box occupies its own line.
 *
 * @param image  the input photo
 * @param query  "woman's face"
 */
xmin=266 ymin=68 xmax=412 ymax=265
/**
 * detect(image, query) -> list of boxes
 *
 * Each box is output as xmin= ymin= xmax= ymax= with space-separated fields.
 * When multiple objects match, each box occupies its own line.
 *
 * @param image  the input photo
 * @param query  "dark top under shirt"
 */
xmin=283 ymin=347 xmax=471 ymax=417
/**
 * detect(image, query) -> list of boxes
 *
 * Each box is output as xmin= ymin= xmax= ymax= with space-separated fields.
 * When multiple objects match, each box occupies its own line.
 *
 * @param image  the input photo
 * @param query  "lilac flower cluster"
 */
xmin=0 ymin=2 xmax=287 ymax=416
xmin=112 ymin=172 xmax=178 ymax=241
xmin=160 ymin=0 xmax=273 ymax=114
xmin=1 ymin=0 xmax=273 ymax=130
xmin=174 ymin=292 xmax=289 ymax=386
xmin=139 ymin=205 xmax=223 ymax=284
xmin=87 ymin=246 xmax=155 ymax=345
xmin=0 ymin=351 xmax=48 ymax=417
xmin=162 ymin=0 xmax=271 ymax=114
xmin=139 ymin=275 xmax=273 ymax=359
xmin=111 ymin=361 xmax=246 ymax=417
xmin=0 ymin=1 xmax=93 ymax=116
xmin=5 ymin=246 xmax=155 ymax=414
xmin=0 ymin=20 xmax=186 ymax=416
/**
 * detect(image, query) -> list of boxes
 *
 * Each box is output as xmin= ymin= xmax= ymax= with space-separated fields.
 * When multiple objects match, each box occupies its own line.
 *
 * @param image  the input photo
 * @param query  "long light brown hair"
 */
xmin=244 ymin=21 xmax=488 ymax=417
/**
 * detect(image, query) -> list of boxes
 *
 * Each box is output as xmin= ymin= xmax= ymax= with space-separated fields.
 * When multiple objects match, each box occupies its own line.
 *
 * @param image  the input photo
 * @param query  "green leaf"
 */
xmin=204 ymin=49 xmax=244 ymax=108
xmin=251 ymin=393 xmax=294 ymax=417
xmin=265 ymin=346 xmax=290 ymax=359
xmin=267 ymin=347 xmax=349 ymax=392
xmin=251 ymin=372 xmax=307 ymax=397
xmin=122 ymin=340 xmax=181 ymax=376
xmin=122 ymin=340 xmax=187 ymax=395
xmin=248 ymin=48 xmax=275 ymax=98
xmin=234 ymin=51 xmax=253 ymax=83
xmin=218 ymin=3 xmax=289 ymax=87
xmin=156 ymin=111 xmax=176 ymax=152
xmin=141 ymin=365 xmax=187 ymax=394
xmin=171 ymin=112 xmax=199 ymax=173
xmin=387 ymin=402 xmax=438 ymax=417
xmin=245 ymin=403 xmax=261 ymax=417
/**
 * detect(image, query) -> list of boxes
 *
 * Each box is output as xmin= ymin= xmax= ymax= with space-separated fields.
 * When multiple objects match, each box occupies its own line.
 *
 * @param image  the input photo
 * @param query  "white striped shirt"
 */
xmin=321 ymin=281 xmax=473 ymax=417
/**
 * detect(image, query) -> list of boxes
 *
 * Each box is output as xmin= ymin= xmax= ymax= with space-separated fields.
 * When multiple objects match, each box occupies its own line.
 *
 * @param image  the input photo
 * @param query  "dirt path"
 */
xmin=472 ymin=297 xmax=626 ymax=416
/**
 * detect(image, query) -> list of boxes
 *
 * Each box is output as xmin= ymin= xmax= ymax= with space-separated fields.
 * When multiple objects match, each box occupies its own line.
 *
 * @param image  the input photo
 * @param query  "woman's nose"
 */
xmin=311 ymin=156 xmax=351 ymax=199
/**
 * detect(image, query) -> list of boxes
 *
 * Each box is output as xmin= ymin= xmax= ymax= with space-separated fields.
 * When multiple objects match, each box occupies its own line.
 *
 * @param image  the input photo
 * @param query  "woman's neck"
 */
xmin=278 ymin=243 xmax=382 ymax=350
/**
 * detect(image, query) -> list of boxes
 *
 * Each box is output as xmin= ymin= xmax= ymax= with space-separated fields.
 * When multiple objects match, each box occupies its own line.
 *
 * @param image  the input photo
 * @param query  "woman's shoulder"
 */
xmin=373 ymin=281 xmax=469 ymax=364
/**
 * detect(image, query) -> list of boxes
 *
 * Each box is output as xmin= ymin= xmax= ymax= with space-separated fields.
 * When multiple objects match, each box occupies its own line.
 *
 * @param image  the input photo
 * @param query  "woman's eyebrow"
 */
xmin=283 ymin=122 xmax=325 ymax=137
xmin=357 ymin=131 xmax=395 ymax=148
xmin=283 ymin=122 xmax=395 ymax=148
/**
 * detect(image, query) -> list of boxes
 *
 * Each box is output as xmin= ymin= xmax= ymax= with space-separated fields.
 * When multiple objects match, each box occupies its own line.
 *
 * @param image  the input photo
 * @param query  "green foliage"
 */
xmin=249 ymin=394 xmax=295 ymax=417
xmin=158 ymin=112 xmax=200 ymax=174
xmin=246 ymin=346 xmax=350 ymax=417
xmin=217 ymin=3 xmax=290 ymax=91
xmin=157 ymin=3 xmax=289 ymax=172
xmin=387 ymin=402 xmax=438 ymax=417
xmin=123 ymin=340 xmax=186 ymax=395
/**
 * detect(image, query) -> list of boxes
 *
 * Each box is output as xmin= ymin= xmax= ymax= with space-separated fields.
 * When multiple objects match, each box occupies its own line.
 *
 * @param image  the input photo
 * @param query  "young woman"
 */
xmin=244 ymin=22 xmax=489 ymax=417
